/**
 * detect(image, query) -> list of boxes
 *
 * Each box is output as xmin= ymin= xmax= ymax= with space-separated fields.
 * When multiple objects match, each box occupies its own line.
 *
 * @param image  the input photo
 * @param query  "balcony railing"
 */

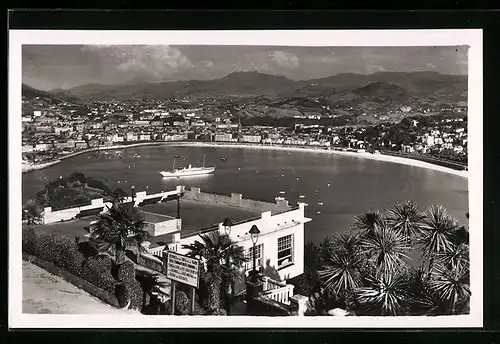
xmin=260 ymin=276 xmax=294 ymax=305
xmin=147 ymin=245 xmax=166 ymax=257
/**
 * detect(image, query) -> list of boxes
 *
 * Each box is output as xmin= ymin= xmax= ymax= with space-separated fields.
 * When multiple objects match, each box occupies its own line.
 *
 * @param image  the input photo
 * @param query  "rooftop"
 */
xmin=32 ymin=198 xmax=262 ymax=244
xmin=142 ymin=199 xmax=261 ymax=240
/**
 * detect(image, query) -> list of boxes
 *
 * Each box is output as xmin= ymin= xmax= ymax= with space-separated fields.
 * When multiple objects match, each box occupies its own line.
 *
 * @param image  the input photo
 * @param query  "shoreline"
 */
xmin=22 ymin=141 xmax=468 ymax=179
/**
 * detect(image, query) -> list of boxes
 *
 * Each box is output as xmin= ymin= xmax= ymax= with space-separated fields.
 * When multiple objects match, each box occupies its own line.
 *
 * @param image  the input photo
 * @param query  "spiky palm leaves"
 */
xmin=355 ymin=273 xmax=412 ymax=316
xmin=385 ymin=201 xmax=424 ymax=244
xmin=428 ymin=263 xmax=471 ymax=315
xmin=415 ymin=205 xmax=461 ymax=270
xmin=351 ymin=211 xmax=385 ymax=238
xmin=182 ymin=231 xmax=247 ymax=312
xmin=359 ymin=225 xmax=411 ymax=279
xmin=89 ymin=202 xmax=147 ymax=263
xmin=317 ymin=202 xmax=470 ymax=316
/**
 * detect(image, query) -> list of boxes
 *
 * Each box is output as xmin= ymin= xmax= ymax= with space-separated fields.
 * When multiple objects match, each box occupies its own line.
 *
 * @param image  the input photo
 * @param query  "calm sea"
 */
xmin=21 ymin=145 xmax=469 ymax=244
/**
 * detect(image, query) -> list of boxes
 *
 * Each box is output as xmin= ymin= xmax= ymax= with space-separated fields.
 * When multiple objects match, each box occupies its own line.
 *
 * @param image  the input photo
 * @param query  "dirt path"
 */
xmin=22 ymin=260 xmax=138 ymax=314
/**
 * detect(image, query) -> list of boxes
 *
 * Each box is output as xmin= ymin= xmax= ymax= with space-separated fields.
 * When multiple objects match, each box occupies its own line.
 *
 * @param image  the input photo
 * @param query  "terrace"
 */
xmin=31 ymin=198 xmax=262 ymax=244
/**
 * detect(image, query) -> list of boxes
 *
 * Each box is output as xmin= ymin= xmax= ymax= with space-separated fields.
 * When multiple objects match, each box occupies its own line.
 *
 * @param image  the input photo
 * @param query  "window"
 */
xmin=245 ymin=244 xmax=263 ymax=271
xmin=277 ymin=234 xmax=293 ymax=268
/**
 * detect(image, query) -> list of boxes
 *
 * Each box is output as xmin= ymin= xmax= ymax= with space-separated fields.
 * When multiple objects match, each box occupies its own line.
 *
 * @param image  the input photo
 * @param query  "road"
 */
xmin=22 ymin=260 xmax=138 ymax=314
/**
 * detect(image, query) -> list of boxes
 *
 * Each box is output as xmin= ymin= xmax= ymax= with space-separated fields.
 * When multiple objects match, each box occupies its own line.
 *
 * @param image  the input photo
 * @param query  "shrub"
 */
xmin=32 ymin=233 xmax=53 ymax=263
xmin=175 ymin=291 xmax=190 ymax=315
xmin=23 ymin=252 xmax=120 ymax=308
xmin=81 ymin=255 xmax=119 ymax=294
xmin=56 ymin=245 xmax=86 ymax=276
xmin=22 ymin=227 xmax=37 ymax=255
xmin=117 ymin=261 xmax=143 ymax=310
xmin=210 ymin=309 xmax=227 ymax=316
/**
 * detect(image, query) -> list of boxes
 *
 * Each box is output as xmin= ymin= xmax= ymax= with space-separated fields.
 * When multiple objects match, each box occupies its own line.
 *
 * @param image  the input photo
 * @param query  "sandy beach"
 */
xmin=22 ymin=141 xmax=468 ymax=179
xmin=179 ymin=142 xmax=469 ymax=179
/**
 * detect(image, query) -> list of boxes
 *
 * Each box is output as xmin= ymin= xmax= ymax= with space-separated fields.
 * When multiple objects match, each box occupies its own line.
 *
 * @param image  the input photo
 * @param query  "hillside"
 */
xmin=55 ymin=71 xmax=466 ymax=105
xmin=22 ymin=83 xmax=82 ymax=105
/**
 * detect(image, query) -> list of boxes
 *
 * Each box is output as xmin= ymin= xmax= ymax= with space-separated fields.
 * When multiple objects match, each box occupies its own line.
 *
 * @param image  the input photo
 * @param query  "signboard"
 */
xmin=166 ymin=251 xmax=200 ymax=288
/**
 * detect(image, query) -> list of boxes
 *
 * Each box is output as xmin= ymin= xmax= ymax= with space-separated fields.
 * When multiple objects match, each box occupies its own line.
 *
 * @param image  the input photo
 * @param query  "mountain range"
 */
xmin=22 ymin=71 xmax=468 ymax=109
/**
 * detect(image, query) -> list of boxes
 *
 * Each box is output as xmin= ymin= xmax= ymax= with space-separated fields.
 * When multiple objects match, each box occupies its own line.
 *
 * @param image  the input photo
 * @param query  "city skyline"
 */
xmin=23 ymin=45 xmax=468 ymax=91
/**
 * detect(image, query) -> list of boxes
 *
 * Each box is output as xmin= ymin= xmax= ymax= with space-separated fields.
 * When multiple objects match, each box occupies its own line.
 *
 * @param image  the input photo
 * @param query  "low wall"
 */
xmin=183 ymin=187 xmax=291 ymax=213
xmin=41 ymin=186 xmax=184 ymax=224
xmin=145 ymin=218 xmax=181 ymax=237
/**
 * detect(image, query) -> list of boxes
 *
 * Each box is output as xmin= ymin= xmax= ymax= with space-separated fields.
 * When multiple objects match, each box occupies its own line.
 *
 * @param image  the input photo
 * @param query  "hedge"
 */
xmin=117 ymin=261 xmax=143 ymax=310
xmin=81 ymin=255 xmax=119 ymax=294
xmin=22 ymin=228 xmax=121 ymax=308
xmin=23 ymin=252 xmax=120 ymax=308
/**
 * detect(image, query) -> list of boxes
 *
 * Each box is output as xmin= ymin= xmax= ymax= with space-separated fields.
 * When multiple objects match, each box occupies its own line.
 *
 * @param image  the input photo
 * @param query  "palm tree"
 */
xmin=427 ymin=263 xmax=471 ymax=315
xmin=182 ymin=231 xmax=247 ymax=312
xmin=415 ymin=205 xmax=460 ymax=271
xmin=351 ymin=211 xmax=385 ymax=238
xmin=385 ymin=200 xmax=425 ymax=244
xmin=354 ymin=273 xmax=411 ymax=316
xmin=359 ymin=225 xmax=411 ymax=279
xmin=23 ymin=200 xmax=42 ymax=225
xmin=89 ymin=202 xmax=147 ymax=264
xmin=436 ymin=242 xmax=470 ymax=272
xmin=317 ymin=249 xmax=364 ymax=298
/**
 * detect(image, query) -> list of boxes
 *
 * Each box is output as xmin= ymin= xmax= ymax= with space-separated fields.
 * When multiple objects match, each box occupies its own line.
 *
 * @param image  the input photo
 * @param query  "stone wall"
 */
xmin=183 ymin=187 xmax=291 ymax=213
xmin=41 ymin=187 xmax=183 ymax=224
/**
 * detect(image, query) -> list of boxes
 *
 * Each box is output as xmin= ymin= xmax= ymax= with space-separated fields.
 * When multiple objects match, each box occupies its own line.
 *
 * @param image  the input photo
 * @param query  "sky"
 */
xmin=22 ymin=45 xmax=469 ymax=91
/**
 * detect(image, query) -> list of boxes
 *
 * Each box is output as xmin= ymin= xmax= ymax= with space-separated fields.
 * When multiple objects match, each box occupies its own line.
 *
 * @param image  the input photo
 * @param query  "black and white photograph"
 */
xmin=9 ymin=29 xmax=483 ymax=328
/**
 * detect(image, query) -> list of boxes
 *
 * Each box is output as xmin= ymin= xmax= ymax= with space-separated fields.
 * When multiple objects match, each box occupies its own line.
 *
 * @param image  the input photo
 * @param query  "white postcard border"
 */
xmin=9 ymin=29 xmax=483 ymax=328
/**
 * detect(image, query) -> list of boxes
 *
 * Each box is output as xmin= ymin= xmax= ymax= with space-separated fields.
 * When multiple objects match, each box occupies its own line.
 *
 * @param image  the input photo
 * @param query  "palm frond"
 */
xmin=385 ymin=200 xmax=425 ymax=242
xmin=355 ymin=273 xmax=411 ymax=316
xmin=359 ymin=225 xmax=411 ymax=278
xmin=318 ymin=250 xmax=364 ymax=296
xmin=427 ymin=263 xmax=471 ymax=314
xmin=351 ymin=211 xmax=385 ymax=238
xmin=415 ymin=205 xmax=460 ymax=262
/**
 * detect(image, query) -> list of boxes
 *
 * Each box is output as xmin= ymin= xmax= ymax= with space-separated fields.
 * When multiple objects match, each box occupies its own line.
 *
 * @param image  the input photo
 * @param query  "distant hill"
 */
xmin=57 ymin=71 xmax=467 ymax=104
xmin=22 ymin=83 xmax=82 ymax=105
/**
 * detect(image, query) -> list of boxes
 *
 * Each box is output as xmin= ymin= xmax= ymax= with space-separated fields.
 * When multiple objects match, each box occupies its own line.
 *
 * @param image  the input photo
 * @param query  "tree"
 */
xmin=427 ymin=263 xmax=471 ymax=315
xmin=385 ymin=200 xmax=425 ymax=244
xmin=23 ymin=199 xmax=42 ymax=225
xmin=89 ymin=202 xmax=147 ymax=264
xmin=315 ymin=202 xmax=469 ymax=316
xmin=182 ymin=231 xmax=247 ymax=312
xmin=359 ymin=225 xmax=411 ymax=279
xmin=317 ymin=247 xmax=364 ymax=298
xmin=112 ymin=188 xmax=129 ymax=203
xmin=354 ymin=273 xmax=411 ymax=316
xmin=415 ymin=205 xmax=460 ymax=271
xmin=350 ymin=211 xmax=385 ymax=238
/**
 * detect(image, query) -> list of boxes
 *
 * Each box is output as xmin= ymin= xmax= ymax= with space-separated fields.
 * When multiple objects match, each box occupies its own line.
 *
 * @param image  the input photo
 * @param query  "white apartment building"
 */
xmin=215 ymin=133 xmax=233 ymax=142
xmin=241 ymin=135 xmax=262 ymax=143
xmin=139 ymin=134 xmax=151 ymax=141
xmin=174 ymin=203 xmax=310 ymax=295
xmin=126 ymin=133 xmax=138 ymax=142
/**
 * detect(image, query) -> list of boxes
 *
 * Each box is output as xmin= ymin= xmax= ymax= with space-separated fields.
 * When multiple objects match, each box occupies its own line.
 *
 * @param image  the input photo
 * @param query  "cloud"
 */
xmin=200 ymin=60 xmax=214 ymax=68
xmin=367 ymin=64 xmax=387 ymax=73
xmin=270 ymin=50 xmax=300 ymax=68
xmin=426 ymin=62 xmax=437 ymax=70
xmin=81 ymin=45 xmax=194 ymax=80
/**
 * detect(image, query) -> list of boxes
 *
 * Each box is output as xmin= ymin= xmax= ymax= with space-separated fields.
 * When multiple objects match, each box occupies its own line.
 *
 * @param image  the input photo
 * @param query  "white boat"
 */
xmin=159 ymin=154 xmax=215 ymax=178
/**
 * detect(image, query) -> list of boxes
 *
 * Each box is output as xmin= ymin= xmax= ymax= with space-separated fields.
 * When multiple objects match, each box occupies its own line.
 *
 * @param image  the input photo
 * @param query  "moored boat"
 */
xmin=160 ymin=154 xmax=215 ymax=178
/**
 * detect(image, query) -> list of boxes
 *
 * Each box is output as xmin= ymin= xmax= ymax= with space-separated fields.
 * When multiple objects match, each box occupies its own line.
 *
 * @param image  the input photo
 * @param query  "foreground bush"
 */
xmin=117 ymin=261 xmax=143 ymax=310
xmin=81 ymin=255 xmax=119 ymax=294
xmin=23 ymin=252 xmax=120 ymax=308
xmin=22 ymin=228 xmax=121 ymax=308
